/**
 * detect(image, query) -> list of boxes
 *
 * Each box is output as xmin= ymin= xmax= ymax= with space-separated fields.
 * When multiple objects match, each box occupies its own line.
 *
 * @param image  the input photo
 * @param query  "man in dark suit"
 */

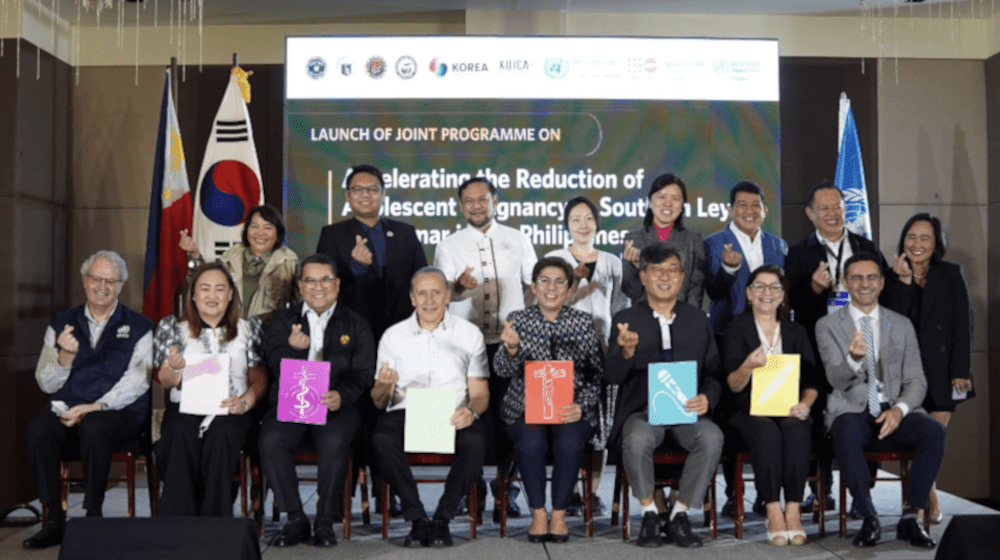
xmin=785 ymin=180 xmax=887 ymax=511
xmin=258 ymin=254 xmax=375 ymax=547
xmin=607 ymin=243 xmax=724 ymax=549
xmin=316 ymin=164 xmax=427 ymax=515
xmin=816 ymin=252 xmax=944 ymax=549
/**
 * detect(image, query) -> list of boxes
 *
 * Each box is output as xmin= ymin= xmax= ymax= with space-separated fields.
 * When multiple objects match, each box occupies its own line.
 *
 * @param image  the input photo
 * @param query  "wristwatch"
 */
xmin=466 ymin=405 xmax=480 ymax=421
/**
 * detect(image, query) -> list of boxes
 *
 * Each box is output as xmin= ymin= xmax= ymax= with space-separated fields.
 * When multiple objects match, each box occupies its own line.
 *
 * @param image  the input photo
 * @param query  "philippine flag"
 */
xmin=192 ymin=67 xmax=263 ymax=260
xmin=143 ymin=69 xmax=193 ymax=324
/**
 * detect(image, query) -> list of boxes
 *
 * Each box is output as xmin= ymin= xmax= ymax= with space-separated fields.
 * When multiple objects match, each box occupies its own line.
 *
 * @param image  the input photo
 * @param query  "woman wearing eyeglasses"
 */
xmin=152 ymin=261 xmax=267 ymax=516
xmin=180 ymin=204 xmax=298 ymax=325
xmin=493 ymin=257 xmax=605 ymax=542
xmin=722 ymin=264 xmax=818 ymax=546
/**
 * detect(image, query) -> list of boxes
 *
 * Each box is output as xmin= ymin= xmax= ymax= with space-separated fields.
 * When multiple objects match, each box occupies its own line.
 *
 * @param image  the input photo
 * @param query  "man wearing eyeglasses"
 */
xmin=816 ymin=252 xmax=943 ymax=549
xmin=259 ymin=253 xmax=375 ymax=547
xmin=24 ymin=251 xmax=152 ymax=549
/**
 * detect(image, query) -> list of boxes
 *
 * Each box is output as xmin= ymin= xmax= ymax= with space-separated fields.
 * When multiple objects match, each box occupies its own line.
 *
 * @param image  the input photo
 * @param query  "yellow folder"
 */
xmin=750 ymin=354 xmax=800 ymax=417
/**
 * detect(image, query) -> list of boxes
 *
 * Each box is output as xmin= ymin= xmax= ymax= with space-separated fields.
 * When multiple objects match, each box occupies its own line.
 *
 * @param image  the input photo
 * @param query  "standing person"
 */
xmin=372 ymin=268 xmax=489 ymax=548
xmin=433 ymin=176 xmax=537 ymax=519
xmin=546 ymin=196 xmax=628 ymax=517
xmin=153 ymin=262 xmax=267 ymax=516
xmin=722 ymin=265 xmax=817 ymax=546
xmin=607 ymin=244 xmax=724 ymax=549
xmin=494 ymin=257 xmax=605 ymax=542
xmin=785 ymin=180 xmax=886 ymax=511
xmin=24 ymin=251 xmax=152 ymax=549
xmin=882 ymin=214 xmax=973 ymax=522
xmin=621 ymin=172 xmax=705 ymax=307
xmin=258 ymin=254 xmax=375 ymax=547
xmin=816 ymin=253 xmax=944 ymax=549
xmin=180 ymin=204 xmax=298 ymax=325
xmin=316 ymin=164 xmax=426 ymax=516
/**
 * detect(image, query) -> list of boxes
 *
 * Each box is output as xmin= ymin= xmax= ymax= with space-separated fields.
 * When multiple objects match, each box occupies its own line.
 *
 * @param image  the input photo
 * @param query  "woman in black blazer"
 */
xmin=722 ymin=264 xmax=818 ymax=546
xmin=882 ymin=213 xmax=973 ymax=522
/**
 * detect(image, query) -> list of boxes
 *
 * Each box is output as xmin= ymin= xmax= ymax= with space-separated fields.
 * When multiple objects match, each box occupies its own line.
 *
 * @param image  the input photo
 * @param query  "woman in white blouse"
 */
xmin=546 ymin=196 xmax=629 ymax=517
xmin=153 ymin=262 xmax=267 ymax=516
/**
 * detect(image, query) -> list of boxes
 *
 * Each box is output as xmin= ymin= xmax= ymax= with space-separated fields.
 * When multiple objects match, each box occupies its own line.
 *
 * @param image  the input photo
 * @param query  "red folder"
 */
xmin=524 ymin=361 xmax=574 ymax=424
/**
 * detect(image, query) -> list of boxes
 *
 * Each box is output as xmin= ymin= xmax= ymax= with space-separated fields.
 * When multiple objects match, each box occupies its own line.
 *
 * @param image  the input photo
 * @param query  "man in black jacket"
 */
xmin=258 ymin=254 xmax=375 ymax=547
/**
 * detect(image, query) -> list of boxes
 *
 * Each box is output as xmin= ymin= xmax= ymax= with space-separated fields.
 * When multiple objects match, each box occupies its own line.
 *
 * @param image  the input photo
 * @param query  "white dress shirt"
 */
xmin=845 ymin=304 xmax=909 ymax=416
xmin=722 ymin=222 xmax=764 ymax=275
xmin=376 ymin=311 xmax=489 ymax=412
xmin=302 ymin=303 xmax=336 ymax=361
xmin=433 ymin=221 xmax=537 ymax=344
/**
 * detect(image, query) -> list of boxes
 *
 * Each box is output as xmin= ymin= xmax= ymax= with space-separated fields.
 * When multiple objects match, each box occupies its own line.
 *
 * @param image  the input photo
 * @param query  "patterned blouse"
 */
xmin=493 ymin=305 xmax=604 ymax=430
xmin=153 ymin=315 xmax=262 ymax=405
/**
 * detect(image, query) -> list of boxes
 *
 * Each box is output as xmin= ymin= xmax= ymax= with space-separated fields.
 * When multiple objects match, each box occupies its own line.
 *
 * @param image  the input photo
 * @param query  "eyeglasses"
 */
xmin=461 ymin=196 xmax=492 ymax=206
xmin=536 ymin=276 xmax=568 ymax=287
xmin=348 ymin=186 xmax=380 ymax=196
xmin=750 ymin=282 xmax=784 ymax=293
xmin=300 ymin=276 xmax=336 ymax=288
xmin=86 ymin=275 xmax=122 ymax=288
xmin=646 ymin=267 xmax=682 ymax=279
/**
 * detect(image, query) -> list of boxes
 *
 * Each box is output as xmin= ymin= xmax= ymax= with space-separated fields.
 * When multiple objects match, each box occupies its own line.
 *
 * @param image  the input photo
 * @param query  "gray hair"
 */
xmin=410 ymin=266 xmax=450 ymax=292
xmin=80 ymin=250 xmax=128 ymax=287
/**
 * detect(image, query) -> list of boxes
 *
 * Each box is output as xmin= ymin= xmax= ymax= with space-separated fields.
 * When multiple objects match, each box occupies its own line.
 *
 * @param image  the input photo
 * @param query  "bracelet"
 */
xmin=504 ymin=343 xmax=519 ymax=351
xmin=466 ymin=405 xmax=480 ymax=421
xmin=241 ymin=399 xmax=249 ymax=412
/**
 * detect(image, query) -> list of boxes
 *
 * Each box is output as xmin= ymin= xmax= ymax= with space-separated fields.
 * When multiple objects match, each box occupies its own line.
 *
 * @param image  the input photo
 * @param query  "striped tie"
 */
xmin=862 ymin=316 xmax=880 ymax=416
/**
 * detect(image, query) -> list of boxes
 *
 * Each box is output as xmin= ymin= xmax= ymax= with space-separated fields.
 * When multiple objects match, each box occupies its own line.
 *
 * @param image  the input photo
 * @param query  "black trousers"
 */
xmin=156 ymin=402 xmax=251 ymax=517
xmin=373 ymin=409 xmax=486 ymax=521
xmin=258 ymin=405 xmax=362 ymax=520
xmin=831 ymin=410 xmax=946 ymax=516
xmin=729 ymin=412 xmax=812 ymax=503
xmin=25 ymin=407 xmax=141 ymax=515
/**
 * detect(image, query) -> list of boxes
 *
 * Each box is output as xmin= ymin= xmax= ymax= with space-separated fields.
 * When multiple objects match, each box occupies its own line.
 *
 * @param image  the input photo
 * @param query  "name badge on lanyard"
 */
xmin=827 ymin=291 xmax=850 ymax=315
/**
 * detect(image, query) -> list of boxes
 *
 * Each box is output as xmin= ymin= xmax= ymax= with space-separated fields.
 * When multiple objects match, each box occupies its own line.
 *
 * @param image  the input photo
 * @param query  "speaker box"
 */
xmin=935 ymin=514 xmax=1000 ymax=560
xmin=57 ymin=517 xmax=261 ymax=560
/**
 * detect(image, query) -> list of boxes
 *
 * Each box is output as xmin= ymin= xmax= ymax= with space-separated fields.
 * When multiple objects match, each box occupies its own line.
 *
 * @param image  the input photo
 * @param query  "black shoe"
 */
xmin=897 ymin=517 xmax=936 ymax=548
xmin=566 ymin=493 xmax=584 ymax=517
xmin=635 ymin=511 xmax=662 ymax=547
xmin=527 ymin=532 xmax=548 ymax=543
xmin=22 ymin=521 xmax=64 ymax=549
xmin=721 ymin=497 xmax=736 ymax=518
xmin=592 ymin=496 xmax=608 ymax=517
xmin=404 ymin=517 xmax=430 ymax=548
xmin=667 ymin=512 xmax=703 ymax=548
xmin=429 ymin=517 xmax=453 ymax=547
xmin=375 ymin=495 xmax=403 ymax=517
xmin=752 ymin=495 xmax=766 ymax=516
xmin=852 ymin=516 xmax=881 ymax=547
xmin=826 ymin=493 xmax=836 ymax=511
xmin=312 ymin=517 xmax=337 ymax=548
xmin=801 ymin=493 xmax=816 ymax=513
xmin=657 ymin=512 xmax=674 ymax=543
xmin=274 ymin=515 xmax=310 ymax=547
xmin=548 ymin=532 xmax=570 ymax=543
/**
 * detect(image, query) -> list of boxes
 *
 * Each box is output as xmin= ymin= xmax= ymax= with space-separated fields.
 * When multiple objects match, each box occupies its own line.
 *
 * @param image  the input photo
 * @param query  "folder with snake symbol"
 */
xmin=278 ymin=358 xmax=330 ymax=425
xmin=750 ymin=354 xmax=799 ymax=417
xmin=648 ymin=361 xmax=697 ymax=426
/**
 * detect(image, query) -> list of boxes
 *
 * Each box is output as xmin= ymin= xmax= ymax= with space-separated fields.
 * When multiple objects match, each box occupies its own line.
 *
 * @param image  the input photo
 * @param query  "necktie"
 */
xmin=862 ymin=316 xmax=880 ymax=416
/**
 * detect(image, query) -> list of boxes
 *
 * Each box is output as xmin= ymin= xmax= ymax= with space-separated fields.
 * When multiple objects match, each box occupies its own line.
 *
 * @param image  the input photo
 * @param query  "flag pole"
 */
xmin=233 ymin=53 xmax=239 ymax=67
xmin=171 ymin=57 xmax=179 ymax=112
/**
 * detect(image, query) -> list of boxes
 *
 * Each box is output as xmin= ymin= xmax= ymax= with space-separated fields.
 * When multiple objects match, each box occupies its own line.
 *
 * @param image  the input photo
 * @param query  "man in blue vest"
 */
xmin=23 ymin=251 xmax=152 ymax=549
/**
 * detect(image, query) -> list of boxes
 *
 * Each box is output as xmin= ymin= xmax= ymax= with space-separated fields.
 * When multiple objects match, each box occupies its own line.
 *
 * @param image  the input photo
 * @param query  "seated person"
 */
xmin=607 ymin=243 xmax=724 ymax=549
xmin=153 ymin=262 xmax=267 ymax=516
xmin=24 ymin=251 xmax=152 ymax=549
xmin=816 ymin=252 xmax=945 ymax=549
xmin=259 ymin=254 xmax=375 ymax=547
xmin=493 ymin=257 xmax=605 ymax=542
xmin=372 ymin=267 xmax=489 ymax=548
xmin=721 ymin=264 xmax=818 ymax=546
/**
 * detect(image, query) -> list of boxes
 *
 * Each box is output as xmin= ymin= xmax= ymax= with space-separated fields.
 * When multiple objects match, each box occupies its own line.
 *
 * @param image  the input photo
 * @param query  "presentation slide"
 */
xmin=284 ymin=36 xmax=780 ymax=261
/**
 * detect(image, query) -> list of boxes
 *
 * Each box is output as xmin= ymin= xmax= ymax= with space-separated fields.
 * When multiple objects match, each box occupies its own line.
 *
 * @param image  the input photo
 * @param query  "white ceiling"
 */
xmin=60 ymin=0 xmax=989 ymax=27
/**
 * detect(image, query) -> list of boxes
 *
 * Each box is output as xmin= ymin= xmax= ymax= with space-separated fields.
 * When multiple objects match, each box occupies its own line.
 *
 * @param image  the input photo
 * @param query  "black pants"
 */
xmin=258 ymin=405 xmax=362 ymax=520
xmin=729 ymin=412 xmax=812 ymax=503
xmin=26 ymin=407 xmax=142 ymax=515
xmin=373 ymin=409 xmax=486 ymax=521
xmin=156 ymin=402 xmax=251 ymax=517
xmin=831 ymin=411 xmax=946 ymax=516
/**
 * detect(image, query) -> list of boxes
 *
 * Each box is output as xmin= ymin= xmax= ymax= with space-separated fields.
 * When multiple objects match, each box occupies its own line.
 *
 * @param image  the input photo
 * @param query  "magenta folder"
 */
xmin=278 ymin=359 xmax=330 ymax=425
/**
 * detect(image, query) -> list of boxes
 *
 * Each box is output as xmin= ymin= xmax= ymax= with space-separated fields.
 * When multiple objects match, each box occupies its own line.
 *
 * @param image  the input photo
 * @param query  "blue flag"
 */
xmin=835 ymin=94 xmax=872 ymax=240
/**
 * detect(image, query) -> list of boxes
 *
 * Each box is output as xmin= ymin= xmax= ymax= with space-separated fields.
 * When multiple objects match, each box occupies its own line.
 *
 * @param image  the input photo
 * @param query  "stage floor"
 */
xmin=3 ymin=466 xmax=997 ymax=560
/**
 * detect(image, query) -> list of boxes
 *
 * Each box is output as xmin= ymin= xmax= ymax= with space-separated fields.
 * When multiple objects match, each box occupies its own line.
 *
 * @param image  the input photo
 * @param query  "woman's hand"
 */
xmin=789 ymin=402 xmax=811 ymax=421
xmin=560 ymin=403 xmax=583 ymax=424
xmin=167 ymin=346 xmax=186 ymax=372
xmin=501 ymin=320 xmax=520 ymax=355
xmin=893 ymin=254 xmax=912 ymax=285
xmin=221 ymin=395 xmax=251 ymax=415
xmin=952 ymin=378 xmax=973 ymax=393
xmin=741 ymin=345 xmax=767 ymax=373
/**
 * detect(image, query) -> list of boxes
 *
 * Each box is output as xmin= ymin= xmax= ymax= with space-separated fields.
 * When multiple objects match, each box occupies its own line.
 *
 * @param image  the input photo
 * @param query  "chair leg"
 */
xmin=900 ymin=459 xmax=910 ymax=513
xmin=343 ymin=456 xmax=352 ymax=540
xmin=468 ymin=483 xmax=477 ymax=540
xmin=611 ymin=462 xmax=622 ymax=526
xmin=582 ymin=461 xmax=593 ymax=537
xmin=359 ymin=466 xmax=371 ymax=526
xmin=620 ymin=464 xmax=630 ymax=542
xmin=734 ymin=455 xmax=744 ymax=539
xmin=817 ymin=460 xmax=825 ymax=537
xmin=148 ymin=456 xmax=159 ymax=517
xmin=240 ymin=452 xmax=248 ymax=518
xmin=839 ymin=466 xmax=848 ymax=538
xmin=499 ymin=460 xmax=508 ymax=537
xmin=709 ymin=476 xmax=717 ymax=540
xmin=127 ymin=453 xmax=136 ymax=518
xmin=60 ymin=461 xmax=69 ymax=520
xmin=381 ymin=481 xmax=390 ymax=540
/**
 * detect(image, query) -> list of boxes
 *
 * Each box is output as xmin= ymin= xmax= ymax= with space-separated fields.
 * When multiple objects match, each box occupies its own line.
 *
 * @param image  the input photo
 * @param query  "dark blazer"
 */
xmin=785 ymin=231 xmax=886 ymax=359
xmin=721 ymin=314 xmax=818 ymax=417
xmin=703 ymin=226 xmax=788 ymax=336
xmin=606 ymin=301 xmax=722 ymax=456
xmin=622 ymin=225 xmax=705 ymax=307
xmin=882 ymin=260 xmax=974 ymax=409
xmin=316 ymin=218 xmax=427 ymax=340
xmin=264 ymin=302 xmax=375 ymax=410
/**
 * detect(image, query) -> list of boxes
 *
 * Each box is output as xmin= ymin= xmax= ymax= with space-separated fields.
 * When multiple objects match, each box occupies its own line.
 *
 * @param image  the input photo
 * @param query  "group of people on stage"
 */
xmin=24 ymin=164 xmax=972 ymax=552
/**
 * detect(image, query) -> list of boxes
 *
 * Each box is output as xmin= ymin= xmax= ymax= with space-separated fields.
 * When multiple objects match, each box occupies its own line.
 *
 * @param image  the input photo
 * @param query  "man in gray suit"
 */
xmin=816 ymin=252 xmax=944 ymax=549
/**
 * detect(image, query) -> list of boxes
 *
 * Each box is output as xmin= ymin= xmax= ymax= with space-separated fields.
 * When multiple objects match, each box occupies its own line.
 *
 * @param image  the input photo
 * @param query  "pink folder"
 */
xmin=278 ymin=359 xmax=330 ymax=425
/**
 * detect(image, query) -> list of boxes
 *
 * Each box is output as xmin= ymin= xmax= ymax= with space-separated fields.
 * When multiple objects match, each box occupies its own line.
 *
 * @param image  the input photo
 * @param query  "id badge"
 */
xmin=827 ymin=291 xmax=849 ymax=315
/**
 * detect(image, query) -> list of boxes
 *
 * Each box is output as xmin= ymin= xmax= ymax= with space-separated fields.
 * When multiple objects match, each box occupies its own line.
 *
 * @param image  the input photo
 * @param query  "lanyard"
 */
xmin=822 ymin=237 xmax=846 ymax=289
